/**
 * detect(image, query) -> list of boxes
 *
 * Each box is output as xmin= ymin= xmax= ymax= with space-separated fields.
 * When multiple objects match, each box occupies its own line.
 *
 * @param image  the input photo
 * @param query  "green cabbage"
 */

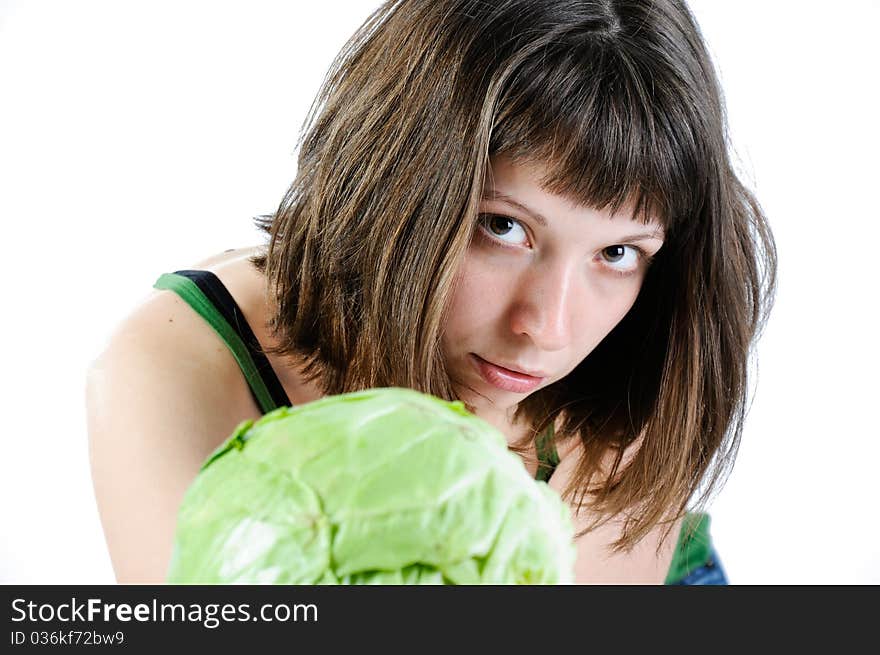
xmin=166 ymin=387 xmax=576 ymax=584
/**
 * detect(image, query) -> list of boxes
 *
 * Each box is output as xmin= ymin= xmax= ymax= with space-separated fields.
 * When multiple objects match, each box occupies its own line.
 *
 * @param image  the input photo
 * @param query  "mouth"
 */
xmin=469 ymin=354 xmax=546 ymax=394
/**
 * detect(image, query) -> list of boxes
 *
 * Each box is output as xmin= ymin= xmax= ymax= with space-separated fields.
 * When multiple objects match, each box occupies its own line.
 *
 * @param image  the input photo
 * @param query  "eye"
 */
xmin=478 ymin=214 xmax=529 ymax=247
xmin=600 ymin=245 xmax=642 ymax=273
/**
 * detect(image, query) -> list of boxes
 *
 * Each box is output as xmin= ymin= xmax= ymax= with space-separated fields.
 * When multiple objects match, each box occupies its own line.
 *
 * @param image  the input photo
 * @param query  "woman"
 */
xmin=87 ymin=0 xmax=776 ymax=584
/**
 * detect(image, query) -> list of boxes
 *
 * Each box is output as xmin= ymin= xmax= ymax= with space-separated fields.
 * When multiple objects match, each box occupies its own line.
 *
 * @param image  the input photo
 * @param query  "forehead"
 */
xmin=483 ymin=155 xmax=664 ymax=232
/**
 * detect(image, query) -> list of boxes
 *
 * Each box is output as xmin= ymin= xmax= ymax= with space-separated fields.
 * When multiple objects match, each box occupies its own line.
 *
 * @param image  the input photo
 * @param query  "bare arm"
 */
xmin=85 ymin=290 xmax=258 ymax=583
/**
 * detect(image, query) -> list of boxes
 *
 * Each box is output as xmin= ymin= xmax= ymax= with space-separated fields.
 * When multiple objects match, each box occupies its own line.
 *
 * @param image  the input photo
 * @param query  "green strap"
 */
xmin=533 ymin=423 xmax=559 ymax=483
xmin=664 ymin=512 xmax=713 ymax=584
xmin=153 ymin=272 xmax=277 ymax=414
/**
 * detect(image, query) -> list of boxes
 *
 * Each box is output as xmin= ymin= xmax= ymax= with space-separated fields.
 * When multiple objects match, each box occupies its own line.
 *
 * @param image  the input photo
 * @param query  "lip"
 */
xmin=470 ymin=354 xmax=546 ymax=394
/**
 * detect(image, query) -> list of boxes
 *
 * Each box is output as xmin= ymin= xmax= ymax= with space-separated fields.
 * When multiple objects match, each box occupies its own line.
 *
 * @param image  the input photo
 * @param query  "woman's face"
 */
xmin=441 ymin=155 xmax=665 ymax=431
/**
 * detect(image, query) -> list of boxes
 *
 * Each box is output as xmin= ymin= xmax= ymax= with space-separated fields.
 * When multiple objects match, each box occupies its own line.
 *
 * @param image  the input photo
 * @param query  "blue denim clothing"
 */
xmin=671 ymin=549 xmax=728 ymax=585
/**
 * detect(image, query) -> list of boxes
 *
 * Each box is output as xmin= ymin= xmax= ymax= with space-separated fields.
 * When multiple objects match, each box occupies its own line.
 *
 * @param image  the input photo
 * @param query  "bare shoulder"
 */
xmin=148 ymin=245 xmax=268 ymax=319
xmin=85 ymin=246 xmax=268 ymax=582
xmin=547 ymin=437 xmax=682 ymax=584
xmin=100 ymin=246 xmax=268 ymax=408
xmin=187 ymin=245 xmax=267 ymax=277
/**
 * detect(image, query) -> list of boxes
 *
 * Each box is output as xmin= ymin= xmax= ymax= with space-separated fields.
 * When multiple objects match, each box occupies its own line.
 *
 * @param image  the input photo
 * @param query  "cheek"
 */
xmin=607 ymin=284 xmax=642 ymax=326
xmin=441 ymin=255 xmax=509 ymax=342
xmin=573 ymin=283 xmax=643 ymax=355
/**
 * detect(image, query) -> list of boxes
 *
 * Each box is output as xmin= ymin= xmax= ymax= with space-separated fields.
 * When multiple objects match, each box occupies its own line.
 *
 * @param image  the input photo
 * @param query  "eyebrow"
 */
xmin=483 ymin=192 xmax=665 ymax=243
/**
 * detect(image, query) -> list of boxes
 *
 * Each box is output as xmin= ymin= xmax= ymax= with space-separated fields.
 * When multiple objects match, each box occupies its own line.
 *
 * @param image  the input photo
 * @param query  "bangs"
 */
xmin=489 ymin=38 xmax=706 ymax=232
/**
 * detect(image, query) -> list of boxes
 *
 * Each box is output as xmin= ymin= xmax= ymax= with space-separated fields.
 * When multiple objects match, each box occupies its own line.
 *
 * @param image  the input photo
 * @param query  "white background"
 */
xmin=1 ymin=1 xmax=877 ymax=584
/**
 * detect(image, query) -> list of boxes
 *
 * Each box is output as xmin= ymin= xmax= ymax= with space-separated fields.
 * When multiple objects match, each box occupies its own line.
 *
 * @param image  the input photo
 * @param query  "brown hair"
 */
xmin=251 ymin=0 xmax=777 ymax=552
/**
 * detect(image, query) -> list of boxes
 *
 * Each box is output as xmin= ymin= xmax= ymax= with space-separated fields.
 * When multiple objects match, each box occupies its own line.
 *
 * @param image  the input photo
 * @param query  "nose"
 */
xmin=508 ymin=259 xmax=581 ymax=352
